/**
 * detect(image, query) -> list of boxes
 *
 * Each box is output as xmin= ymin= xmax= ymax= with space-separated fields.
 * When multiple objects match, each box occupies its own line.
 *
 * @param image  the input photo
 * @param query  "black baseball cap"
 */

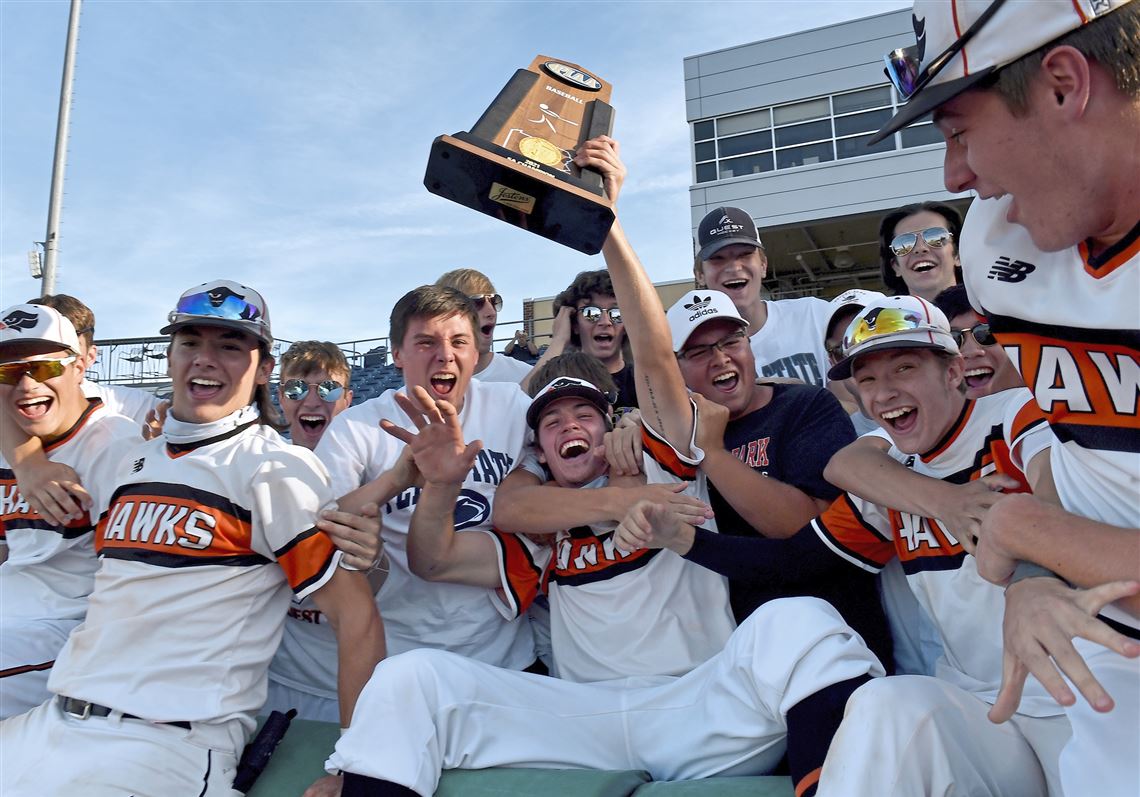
xmin=696 ymin=207 xmax=763 ymax=262
xmin=526 ymin=377 xmax=614 ymax=431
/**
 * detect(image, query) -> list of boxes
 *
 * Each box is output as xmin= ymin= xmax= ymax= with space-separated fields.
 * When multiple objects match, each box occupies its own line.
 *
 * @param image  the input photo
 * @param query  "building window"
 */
xmin=692 ymin=84 xmax=944 ymax=183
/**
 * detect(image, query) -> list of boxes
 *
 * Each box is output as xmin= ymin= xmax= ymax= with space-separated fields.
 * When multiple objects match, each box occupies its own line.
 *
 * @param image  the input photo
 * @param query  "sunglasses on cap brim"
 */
xmin=281 ymin=379 xmax=345 ymax=403
xmin=0 ymin=356 xmax=78 ymax=386
xmin=883 ymin=0 xmax=1009 ymax=101
xmin=172 ymin=290 xmax=264 ymax=324
xmin=844 ymin=307 xmax=938 ymax=351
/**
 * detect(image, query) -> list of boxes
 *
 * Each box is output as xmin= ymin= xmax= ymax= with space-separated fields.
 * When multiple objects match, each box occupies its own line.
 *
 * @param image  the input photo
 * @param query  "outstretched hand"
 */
xmin=381 ymin=386 xmax=482 ymax=486
xmin=613 ymin=496 xmax=711 ymax=555
xmin=989 ymin=577 xmax=1140 ymax=723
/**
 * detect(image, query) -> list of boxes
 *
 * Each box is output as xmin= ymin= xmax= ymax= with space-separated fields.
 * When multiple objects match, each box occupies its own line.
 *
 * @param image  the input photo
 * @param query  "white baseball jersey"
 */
xmin=0 ymin=400 xmax=139 ymax=718
xmin=473 ymin=352 xmax=532 ymax=383
xmin=314 ymin=379 xmax=535 ymax=673
xmin=48 ymin=406 xmax=341 ymax=752
xmin=0 ymin=400 xmax=138 ymax=621
xmin=813 ymin=389 xmax=1062 ymax=715
xmin=961 ymin=195 xmax=1140 ymax=633
xmin=750 ymin=296 xmax=833 ymax=386
xmin=491 ymin=413 xmax=736 ymax=683
xmin=82 ymin=380 xmax=161 ymax=425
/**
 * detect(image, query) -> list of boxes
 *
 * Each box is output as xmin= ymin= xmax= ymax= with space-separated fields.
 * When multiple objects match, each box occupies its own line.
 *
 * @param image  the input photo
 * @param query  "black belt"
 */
xmin=59 ymin=696 xmax=191 ymax=730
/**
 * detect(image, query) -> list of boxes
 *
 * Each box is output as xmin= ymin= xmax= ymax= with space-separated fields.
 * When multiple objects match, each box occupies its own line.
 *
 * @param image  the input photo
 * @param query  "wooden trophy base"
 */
xmin=425 ymin=133 xmax=615 ymax=255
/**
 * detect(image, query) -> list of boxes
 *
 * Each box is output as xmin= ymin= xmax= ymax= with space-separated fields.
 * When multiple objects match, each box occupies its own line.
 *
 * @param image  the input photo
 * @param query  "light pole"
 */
xmin=40 ymin=0 xmax=82 ymax=296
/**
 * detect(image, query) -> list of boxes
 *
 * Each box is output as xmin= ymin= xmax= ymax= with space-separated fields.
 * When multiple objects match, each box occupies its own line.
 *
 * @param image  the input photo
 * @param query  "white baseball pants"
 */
xmin=329 ymin=597 xmax=884 ymax=797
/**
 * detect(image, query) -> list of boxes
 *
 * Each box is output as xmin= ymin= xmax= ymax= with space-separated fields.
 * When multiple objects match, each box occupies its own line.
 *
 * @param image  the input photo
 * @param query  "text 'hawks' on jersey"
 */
xmin=812 ymin=389 xmax=1060 ymax=714
xmin=961 ymin=196 xmax=1139 ymax=532
xmin=491 ymin=410 xmax=736 ymax=684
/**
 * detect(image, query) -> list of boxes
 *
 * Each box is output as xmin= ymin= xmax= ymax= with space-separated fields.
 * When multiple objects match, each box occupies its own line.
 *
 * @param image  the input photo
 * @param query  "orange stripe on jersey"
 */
xmin=1009 ymin=397 xmax=1048 ymax=443
xmin=1080 ymin=231 xmax=1140 ymax=278
xmin=0 ymin=470 xmax=94 ymax=538
xmin=274 ymin=527 xmax=336 ymax=594
xmin=42 ymin=399 xmax=102 ymax=453
xmin=997 ymin=330 xmax=1140 ymax=437
xmin=922 ymin=401 xmax=974 ymax=462
xmin=814 ymin=494 xmax=894 ymax=570
xmin=641 ymin=427 xmax=697 ymax=480
xmin=99 ymin=494 xmax=255 ymax=560
xmin=492 ymin=530 xmax=548 ymax=616
xmin=552 ymin=526 xmax=658 ymax=586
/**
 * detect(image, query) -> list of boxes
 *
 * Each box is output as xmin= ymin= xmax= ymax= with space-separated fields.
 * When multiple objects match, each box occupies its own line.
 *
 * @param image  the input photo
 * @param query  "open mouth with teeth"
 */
xmin=429 ymin=372 xmax=457 ymax=396
xmin=880 ymin=405 xmax=918 ymax=434
xmin=963 ymin=367 xmax=994 ymax=392
xmin=16 ymin=396 xmax=53 ymax=419
xmin=559 ymin=438 xmax=591 ymax=459
xmin=909 ymin=260 xmax=939 ymax=274
xmin=711 ymin=370 xmax=740 ymax=392
xmin=188 ymin=377 xmax=224 ymax=399
xmin=720 ymin=278 xmax=749 ymax=292
xmin=298 ymin=414 xmax=328 ymax=432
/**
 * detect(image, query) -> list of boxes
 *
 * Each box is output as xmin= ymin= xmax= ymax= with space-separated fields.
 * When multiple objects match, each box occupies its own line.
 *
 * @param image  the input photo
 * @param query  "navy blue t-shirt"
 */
xmin=707 ymin=383 xmax=893 ymax=670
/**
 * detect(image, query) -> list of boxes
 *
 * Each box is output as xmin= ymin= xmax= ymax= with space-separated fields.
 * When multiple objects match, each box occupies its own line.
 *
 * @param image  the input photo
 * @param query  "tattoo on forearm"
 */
xmin=642 ymin=374 xmax=664 ymax=433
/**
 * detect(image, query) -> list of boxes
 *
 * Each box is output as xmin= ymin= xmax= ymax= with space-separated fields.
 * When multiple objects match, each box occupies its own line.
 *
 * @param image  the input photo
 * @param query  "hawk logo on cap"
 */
xmin=912 ymin=13 xmax=926 ymax=63
xmin=0 ymin=310 xmax=39 ymax=333
xmin=547 ymin=377 xmax=582 ymax=392
xmin=683 ymin=295 xmax=712 ymax=312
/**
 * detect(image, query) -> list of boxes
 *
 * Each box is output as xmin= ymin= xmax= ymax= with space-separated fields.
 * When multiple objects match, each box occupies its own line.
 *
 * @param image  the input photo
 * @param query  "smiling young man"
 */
xmin=694 ymin=207 xmax=833 ymax=388
xmin=660 ymin=289 xmax=890 ymax=667
xmin=0 ymin=304 xmax=139 ymax=719
xmin=871 ymin=3 xmax=1140 ymax=793
xmin=314 ymin=285 xmax=537 ymax=672
xmin=435 ymin=268 xmax=532 ymax=384
xmin=620 ymin=294 xmax=1067 ymax=796
xmin=0 ymin=280 xmax=384 ymax=796
xmin=327 ymin=140 xmax=882 ymax=797
xmin=528 ymin=269 xmax=637 ymax=408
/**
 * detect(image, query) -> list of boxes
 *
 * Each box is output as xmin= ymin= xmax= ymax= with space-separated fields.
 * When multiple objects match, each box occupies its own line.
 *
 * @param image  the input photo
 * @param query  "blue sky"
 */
xmin=1 ymin=0 xmax=907 ymax=346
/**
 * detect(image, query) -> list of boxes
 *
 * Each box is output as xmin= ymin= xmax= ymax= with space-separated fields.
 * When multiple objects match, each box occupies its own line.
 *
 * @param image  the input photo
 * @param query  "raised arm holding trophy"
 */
xmin=424 ymin=55 xmax=615 ymax=254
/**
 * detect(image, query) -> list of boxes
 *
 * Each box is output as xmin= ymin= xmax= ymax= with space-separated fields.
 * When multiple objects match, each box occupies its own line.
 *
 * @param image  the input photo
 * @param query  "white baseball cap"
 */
xmin=828 ymin=295 xmax=959 ymax=380
xmin=825 ymin=289 xmax=888 ymax=343
xmin=0 ymin=304 xmax=81 ymax=355
xmin=160 ymin=280 xmax=273 ymax=345
xmin=871 ymin=0 xmax=1135 ymax=144
xmin=666 ymin=290 xmax=749 ymax=353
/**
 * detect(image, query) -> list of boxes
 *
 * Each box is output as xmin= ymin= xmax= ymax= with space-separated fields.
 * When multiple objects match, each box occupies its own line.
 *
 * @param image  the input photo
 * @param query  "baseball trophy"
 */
xmin=424 ymin=56 xmax=615 ymax=255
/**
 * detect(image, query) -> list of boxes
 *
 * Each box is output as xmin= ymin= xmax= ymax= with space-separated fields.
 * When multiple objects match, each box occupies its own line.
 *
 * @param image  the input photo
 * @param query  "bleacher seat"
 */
xmin=245 ymin=718 xmax=793 ymax=797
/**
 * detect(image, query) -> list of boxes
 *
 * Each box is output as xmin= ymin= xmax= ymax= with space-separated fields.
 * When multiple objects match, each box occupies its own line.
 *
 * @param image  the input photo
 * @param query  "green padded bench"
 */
xmin=246 ymin=718 xmax=792 ymax=797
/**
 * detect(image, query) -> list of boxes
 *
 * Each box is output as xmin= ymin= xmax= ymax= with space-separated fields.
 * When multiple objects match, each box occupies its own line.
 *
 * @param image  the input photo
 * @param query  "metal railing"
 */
xmin=91 ymin=318 xmax=546 ymax=389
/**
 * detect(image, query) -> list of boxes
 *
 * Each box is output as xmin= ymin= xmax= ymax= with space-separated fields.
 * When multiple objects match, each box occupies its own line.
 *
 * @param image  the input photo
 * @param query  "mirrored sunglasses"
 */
xmin=173 ymin=290 xmax=264 ymax=323
xmin=0 ymin=356 xmax=78 ymax=386
xmin=951 ymin=323 xmax=996 ymax=348
xmin=470 ymin=294 xmax=503 ymax=312
xmin=844 ymin=307 xmax=935 ymax=351
xmin=281 ymin=379 xmax=345 ymax=403
xmin=579 ymin=306 xmax=623 ymax=325
xmin=883 ymin=0 xmax=1009 ymax=101
xmin=889 ymin=227 xmax=953 ymax=258
xmin=677 ymin=329 xmax=748 ymax=363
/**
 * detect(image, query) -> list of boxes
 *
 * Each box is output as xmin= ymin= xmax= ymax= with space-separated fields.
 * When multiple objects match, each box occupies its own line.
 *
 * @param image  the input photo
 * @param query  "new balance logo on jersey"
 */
xmin=0 ymin=310 xmax=38 ymax=332
xmin=987 ymin=257 xmax=1036 ymax=283
xmin=132 ymin=458 xmax=146 ymax=473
